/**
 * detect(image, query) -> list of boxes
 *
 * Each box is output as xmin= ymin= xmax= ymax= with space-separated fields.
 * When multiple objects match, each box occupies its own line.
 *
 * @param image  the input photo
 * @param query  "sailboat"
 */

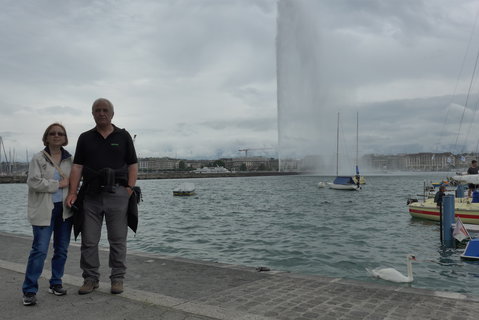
xmin=327 ymin=113 xmax=361 ymax=191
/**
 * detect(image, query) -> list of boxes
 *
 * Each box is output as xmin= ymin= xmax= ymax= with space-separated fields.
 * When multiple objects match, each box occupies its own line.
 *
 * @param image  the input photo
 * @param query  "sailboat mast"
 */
xmin=336 ymin=112 xmax=339 ymax=176
xmin=356 ymin=112 xmax=359 ymax=172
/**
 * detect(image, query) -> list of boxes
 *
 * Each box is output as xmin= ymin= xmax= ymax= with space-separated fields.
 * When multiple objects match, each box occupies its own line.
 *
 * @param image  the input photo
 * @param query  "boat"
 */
xmin=317 ymin=181 xmax=327 ymax=188
xmin=417 ymin=181 xmax=457 ymax=199
xmin=407 ymin=179 xmax=479 ymax=224
xmin=193 ymin=166 xmax=230 ymax=174
xmin=173 ymin=182 xmax=196 ymax=196
xmin=327 ymin=113 xmax=361 ymax=191
xmin=461 ymin=238 xmax=479 ymax=260
xmin=327 ymin=176 xmax=360 ymax=190
xmin=431 ymin=180 xmax=452 ymax=188
xmin=408 ymin=197 xmax=479 ymax=225
xmin=450 ymin=174 xmax=479 ymax=185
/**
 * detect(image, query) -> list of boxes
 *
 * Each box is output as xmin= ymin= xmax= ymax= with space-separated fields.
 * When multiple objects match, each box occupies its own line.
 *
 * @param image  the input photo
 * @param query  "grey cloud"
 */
xmin=0 ymin=131 xmax=15 ymax=138
xmin=40 ymin=106 xmax=82 ymax=115
xmin=2 ymin=0 xmax=479 ymax=161
xmin=0 ymin=102 xmax=27 ymax=116
xmin=199 ymin=117 xmax=276 ymax=132
xmin=228 ymin=86 xmax=275 ymax=108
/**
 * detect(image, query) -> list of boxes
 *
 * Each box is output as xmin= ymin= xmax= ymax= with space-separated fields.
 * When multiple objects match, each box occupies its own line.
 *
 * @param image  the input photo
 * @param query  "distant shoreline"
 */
xmin=0 ymin=170 xmax=455 ymax=184
xmin=0 ymin=171 xmax=300 ymax=184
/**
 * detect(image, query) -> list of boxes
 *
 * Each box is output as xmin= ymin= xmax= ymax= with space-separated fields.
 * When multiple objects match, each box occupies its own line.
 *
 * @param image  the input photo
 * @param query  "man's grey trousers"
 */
xmin=80 ymin=186 xmax=129 ymax=281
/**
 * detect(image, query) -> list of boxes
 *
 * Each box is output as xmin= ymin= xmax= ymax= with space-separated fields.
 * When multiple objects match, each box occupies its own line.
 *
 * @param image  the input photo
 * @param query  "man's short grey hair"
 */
xmin=92 ymin=98 xmax=114 ymax=113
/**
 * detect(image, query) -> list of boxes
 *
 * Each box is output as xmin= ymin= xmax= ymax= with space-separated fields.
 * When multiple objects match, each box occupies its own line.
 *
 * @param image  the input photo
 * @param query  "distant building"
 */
xmin=138 ymin=157 xmax=279 ymax=172
xmin=280 ymin=158 xmax=299 ymax=172
xmin=362 ymin=152 xmax=475 ymax=171
xmin=229 ymin=157 xmax=278 ymax=171
xmin=127 ymin=152 xmax=479 ymax=174
xmin=139 ymin=157 xmax=180 ymax=171
xmin=184 ymin=159 xmax=211 ymax=169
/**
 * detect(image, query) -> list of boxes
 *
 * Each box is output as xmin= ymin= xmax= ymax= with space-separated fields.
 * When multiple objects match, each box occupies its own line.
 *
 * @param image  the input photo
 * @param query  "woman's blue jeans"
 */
xmin=22 ymin=202 xmax=73 ymax=294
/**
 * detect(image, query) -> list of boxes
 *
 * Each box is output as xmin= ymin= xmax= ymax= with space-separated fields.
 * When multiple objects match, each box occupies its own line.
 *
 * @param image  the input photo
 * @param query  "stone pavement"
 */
xmin=2 ymin=232 xmax=479 ymax=320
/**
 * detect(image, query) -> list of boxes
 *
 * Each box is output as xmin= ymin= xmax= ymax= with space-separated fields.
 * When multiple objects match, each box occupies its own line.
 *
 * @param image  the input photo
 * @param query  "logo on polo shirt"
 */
xmin=111 ymin=143 xmax=120 ymax=147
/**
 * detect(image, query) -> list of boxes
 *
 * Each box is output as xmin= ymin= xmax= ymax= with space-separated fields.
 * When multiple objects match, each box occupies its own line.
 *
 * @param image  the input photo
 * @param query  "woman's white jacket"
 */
xmin=27 ymin=149 xmax=73 ymax=226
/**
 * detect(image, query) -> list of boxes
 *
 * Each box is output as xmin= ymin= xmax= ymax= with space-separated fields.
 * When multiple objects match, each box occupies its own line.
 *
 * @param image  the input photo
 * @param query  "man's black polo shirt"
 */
xmin=73 ymin=125 xmax=137 ymax=172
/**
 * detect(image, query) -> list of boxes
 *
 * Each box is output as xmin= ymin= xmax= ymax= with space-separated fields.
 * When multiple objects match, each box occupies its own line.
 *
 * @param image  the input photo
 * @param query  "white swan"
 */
xmin=369 ymin=254 xmax=416 ymax=283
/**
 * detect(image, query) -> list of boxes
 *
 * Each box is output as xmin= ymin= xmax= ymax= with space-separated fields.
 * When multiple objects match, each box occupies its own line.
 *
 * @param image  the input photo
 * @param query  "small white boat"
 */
xmin=173 ymin=182 xmax=196 ymax=196
xmin=193 ymin=166 xmax=230 ymax=173
xmin=318 ymin=182 xmax=327 ymax=188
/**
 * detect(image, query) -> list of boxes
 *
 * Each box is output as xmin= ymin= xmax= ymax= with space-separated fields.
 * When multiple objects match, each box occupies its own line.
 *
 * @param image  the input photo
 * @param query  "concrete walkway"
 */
xmin=2 ymin=232 xmax=479 ymax=320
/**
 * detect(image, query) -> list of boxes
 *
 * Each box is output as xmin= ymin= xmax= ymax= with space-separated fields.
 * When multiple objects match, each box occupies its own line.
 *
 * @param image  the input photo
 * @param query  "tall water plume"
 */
xmin=276 ymin=0 xmax=358 ymax=173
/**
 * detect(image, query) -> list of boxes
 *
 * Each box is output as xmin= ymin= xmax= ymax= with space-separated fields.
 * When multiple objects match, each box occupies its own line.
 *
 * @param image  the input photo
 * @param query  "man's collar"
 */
xmin=91 ymin=124 xmax=120 ymax=133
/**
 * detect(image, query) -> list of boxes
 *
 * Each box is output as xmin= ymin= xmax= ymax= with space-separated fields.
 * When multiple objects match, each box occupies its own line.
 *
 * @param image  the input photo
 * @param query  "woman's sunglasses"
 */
xmin=49 ymin=131 xmax=66 ymax=137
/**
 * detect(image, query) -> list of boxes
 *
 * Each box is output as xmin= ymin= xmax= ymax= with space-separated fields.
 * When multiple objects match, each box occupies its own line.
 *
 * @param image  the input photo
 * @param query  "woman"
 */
xmin=22 ymin=123 xmax=73 ymax=306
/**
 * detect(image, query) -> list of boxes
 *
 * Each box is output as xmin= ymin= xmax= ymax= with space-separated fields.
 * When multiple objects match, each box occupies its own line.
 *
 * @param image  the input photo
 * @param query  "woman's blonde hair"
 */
xmin=42 ymin=123 xmax=68 ymax=147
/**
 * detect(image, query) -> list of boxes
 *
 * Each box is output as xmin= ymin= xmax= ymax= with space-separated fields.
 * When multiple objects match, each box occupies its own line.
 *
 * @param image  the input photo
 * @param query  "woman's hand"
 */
xmin=59 ymin=178 xmax=69 ymax=188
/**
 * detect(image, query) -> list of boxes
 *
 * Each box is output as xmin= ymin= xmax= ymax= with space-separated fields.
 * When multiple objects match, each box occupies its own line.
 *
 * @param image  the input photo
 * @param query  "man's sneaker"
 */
xmin=23 ymin=292 xmax=37 ymax=306
xmin=48 ymin=284 xmax=67 ymax=296
xmin=78 ymin=280 xmax=99 ymax=295
xmin=110 ymin=280 xmax=123 ymax=294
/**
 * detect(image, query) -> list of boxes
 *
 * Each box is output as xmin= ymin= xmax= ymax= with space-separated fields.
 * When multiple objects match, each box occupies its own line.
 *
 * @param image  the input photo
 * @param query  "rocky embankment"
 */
xmin=0 ymin=175 xmax=26 ymax=183
xmin=138 ymin=171 xmax=300 ymax=180
xmin=0 ymin=171 xmax=300 ymax=184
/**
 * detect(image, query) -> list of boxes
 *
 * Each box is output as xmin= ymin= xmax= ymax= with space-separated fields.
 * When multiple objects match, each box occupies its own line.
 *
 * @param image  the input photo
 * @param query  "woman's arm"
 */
xmin=26 ymin=155 xmax=59 ymax=193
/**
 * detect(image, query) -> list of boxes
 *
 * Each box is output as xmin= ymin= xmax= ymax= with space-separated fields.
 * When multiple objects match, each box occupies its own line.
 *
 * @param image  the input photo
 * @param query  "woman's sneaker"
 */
xmin=48 ymin=284 xmax=67 ymax=296
xmin=23 ymin=292 xmax=37 ymax=306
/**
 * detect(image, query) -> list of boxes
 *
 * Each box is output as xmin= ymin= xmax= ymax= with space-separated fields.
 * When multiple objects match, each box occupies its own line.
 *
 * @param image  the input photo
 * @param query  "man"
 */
xmin=434 ymin=185 xmax=446 ymax=208
xmin=467 ymin=160 xmax=479 ymax=198
xmin=66 ymin=98 xmax=138 ymax=295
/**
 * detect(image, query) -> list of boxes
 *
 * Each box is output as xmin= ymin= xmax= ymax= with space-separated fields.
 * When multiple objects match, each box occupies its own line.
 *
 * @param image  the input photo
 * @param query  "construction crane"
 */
xmin=238 ymin=148 xmax=274 ymax=157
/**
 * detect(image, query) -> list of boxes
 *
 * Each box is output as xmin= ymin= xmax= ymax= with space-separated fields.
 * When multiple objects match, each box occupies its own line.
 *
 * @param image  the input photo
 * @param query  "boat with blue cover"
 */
xmin=327 ymin=176 xmax=360 ymax=190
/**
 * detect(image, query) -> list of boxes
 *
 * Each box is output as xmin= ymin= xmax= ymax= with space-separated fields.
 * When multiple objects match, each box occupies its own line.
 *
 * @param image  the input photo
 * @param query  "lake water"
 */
xmin=2 ymin=173 xmax=479 ymax=296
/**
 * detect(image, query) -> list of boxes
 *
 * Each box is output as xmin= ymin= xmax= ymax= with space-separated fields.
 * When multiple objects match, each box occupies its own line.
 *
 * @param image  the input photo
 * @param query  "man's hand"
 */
xmin=66 ymin=193 xmax=77 ymax=207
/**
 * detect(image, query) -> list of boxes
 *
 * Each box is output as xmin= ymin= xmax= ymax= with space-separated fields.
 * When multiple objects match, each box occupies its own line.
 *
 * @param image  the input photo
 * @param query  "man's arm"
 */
xmin=126 ymin=163 xmax=138 ymax=195
xmin=66 ymin=164 xmax=83 ymax=207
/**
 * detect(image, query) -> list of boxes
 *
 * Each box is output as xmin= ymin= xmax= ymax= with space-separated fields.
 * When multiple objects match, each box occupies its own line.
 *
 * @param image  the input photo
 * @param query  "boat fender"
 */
xmin=473 ymin=190 xmax=479 ymax=203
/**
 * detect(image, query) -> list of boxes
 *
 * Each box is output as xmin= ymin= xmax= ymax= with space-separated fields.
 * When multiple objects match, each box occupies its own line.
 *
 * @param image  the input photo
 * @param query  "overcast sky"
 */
xmin=2 ymin=0 xmax=479 ymax=165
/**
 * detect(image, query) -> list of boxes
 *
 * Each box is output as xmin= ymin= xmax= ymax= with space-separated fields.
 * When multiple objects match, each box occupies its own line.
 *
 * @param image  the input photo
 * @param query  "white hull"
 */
xmin=327 ymin=182 xmax=360 ymax=190
xmin=173 ymin=182 xmax=196 ymax=196
xmin=451 ymin=174 xmax=479 ymax=184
